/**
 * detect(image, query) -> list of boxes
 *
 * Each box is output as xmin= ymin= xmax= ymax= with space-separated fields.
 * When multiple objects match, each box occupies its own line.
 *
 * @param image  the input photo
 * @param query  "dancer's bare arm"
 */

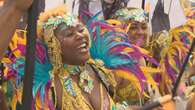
xmin=0 ymin=0 xmax=32 ymax=59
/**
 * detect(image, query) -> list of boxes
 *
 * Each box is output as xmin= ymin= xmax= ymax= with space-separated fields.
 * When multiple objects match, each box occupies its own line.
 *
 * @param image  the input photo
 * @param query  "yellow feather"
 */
xmin=1 ymin=58 xmax=12 ymax=64
xmin=126 ymin=23 xmax=131 ymax=33
xmin=134 ymin=45 xmax=150 ymax=55
xmin=140 ymin=66 xmax=159 ymax=90
xmin=140 ymin=66 xmax=161 ymax=74
xmin=123 ymin=47 xmax=134 ymax=53
xmin=35 ymin=95 xmax=43 ymax=110
xmin=11 ymin=94 xmax=17 ymax=110
xmin=168 ymin=56 xmax=179 ymax=73
xmin=106 ymin=19 xmax=125 ymax=32
xmin=115 ymin=70 xmax=142 ymax=92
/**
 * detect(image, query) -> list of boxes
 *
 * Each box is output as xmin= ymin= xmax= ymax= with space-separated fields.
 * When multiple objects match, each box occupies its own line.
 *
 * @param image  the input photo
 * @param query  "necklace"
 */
xmin=79 ymin=69 xmax=94 ymax=94
xmin=64 ymin=64 xmax=94 ymax=94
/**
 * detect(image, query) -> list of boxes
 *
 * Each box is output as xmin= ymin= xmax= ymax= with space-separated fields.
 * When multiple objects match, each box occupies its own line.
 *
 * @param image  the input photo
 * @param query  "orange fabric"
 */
xmin=162 ymin=100 xmax=176 ymax=110
xmin=191 ymin=96 xmax=195 ymax=110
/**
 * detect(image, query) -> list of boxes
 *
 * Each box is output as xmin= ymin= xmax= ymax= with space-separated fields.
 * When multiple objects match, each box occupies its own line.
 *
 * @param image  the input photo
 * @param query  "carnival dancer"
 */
xmin=111 ymin=8 xmax=149 ymax=48
xmin=0 ymin=5 xmax=160 ymax=110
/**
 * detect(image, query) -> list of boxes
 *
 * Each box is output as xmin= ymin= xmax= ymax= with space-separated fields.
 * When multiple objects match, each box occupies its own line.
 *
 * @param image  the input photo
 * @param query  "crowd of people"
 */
xmin=0 ymin=0 xmax=195 ymax=110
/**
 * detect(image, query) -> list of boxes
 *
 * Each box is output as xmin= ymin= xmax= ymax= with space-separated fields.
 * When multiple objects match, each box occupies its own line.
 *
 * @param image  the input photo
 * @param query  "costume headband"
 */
xmin=114 ymin=8 xmax=149 ymax=23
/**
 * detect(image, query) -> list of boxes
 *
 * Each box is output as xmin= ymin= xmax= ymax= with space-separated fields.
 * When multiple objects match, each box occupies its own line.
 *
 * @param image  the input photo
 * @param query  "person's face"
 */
xmin=127 ymin=21 xmax=148 ymax=46
xmin=55 ymin=23 xmax=90 ymax=65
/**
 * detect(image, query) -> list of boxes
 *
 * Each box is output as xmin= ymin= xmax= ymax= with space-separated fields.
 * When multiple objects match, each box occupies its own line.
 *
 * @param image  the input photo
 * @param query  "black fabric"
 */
xmin=77 ymin=0 xmax=129 ymax=21
xmin=142 ymin=0 xmax=145 ymax=9
xmin=101 ymin=0 xmax=129 ymax=19
xmin=79 ymin=0 xmax=90 ymax=24
xmin=151 ymin=0 xmax=170 ymax=33
xmin=38 ymin=0 xmax=45 ymax=14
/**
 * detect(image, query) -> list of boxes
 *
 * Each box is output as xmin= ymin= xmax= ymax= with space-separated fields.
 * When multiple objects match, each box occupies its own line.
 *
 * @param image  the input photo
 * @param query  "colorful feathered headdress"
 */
xmin=155 ymin=24 xmax=195 ymax=94
xmin=86 ymin=12 xmax=159 ymax=95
